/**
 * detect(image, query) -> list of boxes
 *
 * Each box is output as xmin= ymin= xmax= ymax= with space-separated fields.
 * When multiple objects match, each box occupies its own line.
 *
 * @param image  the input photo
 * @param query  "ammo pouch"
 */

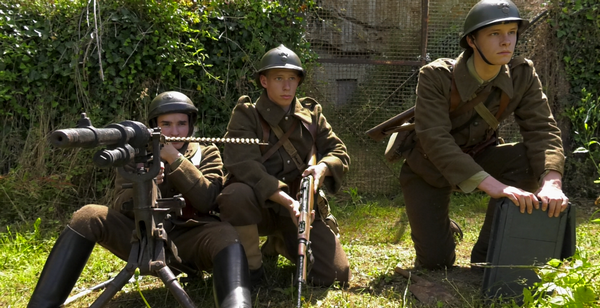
xmin=316 ymin=189 xmax=340 ymax=236
xmin=384 ymin=127 xmax=416 ymax=163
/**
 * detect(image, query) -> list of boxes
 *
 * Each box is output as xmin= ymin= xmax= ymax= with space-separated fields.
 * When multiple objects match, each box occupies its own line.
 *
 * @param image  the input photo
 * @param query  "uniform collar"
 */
xmin=453 ymin=51 xmax=515 ymax=101
xmin=256 ymin=91 xmax=313 ymax=125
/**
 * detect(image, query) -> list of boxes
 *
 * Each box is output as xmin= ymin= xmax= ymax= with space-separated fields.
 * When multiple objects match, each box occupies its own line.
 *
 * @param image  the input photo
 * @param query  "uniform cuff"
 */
xmin=457 ymin=171 xmax=490 ymax=193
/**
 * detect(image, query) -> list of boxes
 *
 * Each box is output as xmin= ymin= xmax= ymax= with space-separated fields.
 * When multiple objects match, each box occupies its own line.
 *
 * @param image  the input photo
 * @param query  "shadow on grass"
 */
xmin=357 ymin=265 xmax=487 ymax=308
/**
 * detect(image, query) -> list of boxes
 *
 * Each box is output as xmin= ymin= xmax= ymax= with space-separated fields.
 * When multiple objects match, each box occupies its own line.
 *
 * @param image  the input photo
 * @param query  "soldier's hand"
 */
xmin=160 ymin=142 xmax=181 ymax=164
xmin=302 ymin=162 xmax=331 ymax=193
xmin=269 ymin=190 xmax=301 ymax=226
xmin=288 ymin=199 xmax=301 ymax=226
xmin=478 ymin=176 xmax=539 ymax=214
xmin=535 ymin=170 xmax=569 ymax=217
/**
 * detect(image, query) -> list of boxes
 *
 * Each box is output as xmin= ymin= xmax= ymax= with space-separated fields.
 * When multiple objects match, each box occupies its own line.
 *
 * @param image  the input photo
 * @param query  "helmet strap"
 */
xmin=472 ymin=39 xmax=494 ymax=66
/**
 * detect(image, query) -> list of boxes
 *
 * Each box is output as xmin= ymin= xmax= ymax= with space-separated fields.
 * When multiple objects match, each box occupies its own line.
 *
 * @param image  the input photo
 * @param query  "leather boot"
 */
xmin=450 ymin=219 xmax=464 ymax=243
xmin=212 ymin=243 xmax=252 ymax=308
xmin=28 ymin=226 xmax=95 ymax=308
xmin=233 ymin=225 xmax=264 ymax=285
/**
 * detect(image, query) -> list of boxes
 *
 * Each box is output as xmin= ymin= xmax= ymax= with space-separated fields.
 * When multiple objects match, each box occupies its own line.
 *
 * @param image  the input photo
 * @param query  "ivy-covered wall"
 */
xmin=549 ymin=0 xmax=600 ymax=198
xmin=0 ymin=0 xmax=315 ymax=226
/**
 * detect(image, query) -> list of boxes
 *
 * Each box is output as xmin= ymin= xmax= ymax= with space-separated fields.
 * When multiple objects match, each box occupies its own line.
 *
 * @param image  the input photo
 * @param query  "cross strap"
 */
xmin=257 ymin=110 xmax=318 ymax=172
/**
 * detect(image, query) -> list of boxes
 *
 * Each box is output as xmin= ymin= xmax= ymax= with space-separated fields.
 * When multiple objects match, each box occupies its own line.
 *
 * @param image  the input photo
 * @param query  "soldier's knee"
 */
xmin=69 ymin=204 xmax=108 ymax=241
xmin=217 ymin=183 xmax=261 ymax=224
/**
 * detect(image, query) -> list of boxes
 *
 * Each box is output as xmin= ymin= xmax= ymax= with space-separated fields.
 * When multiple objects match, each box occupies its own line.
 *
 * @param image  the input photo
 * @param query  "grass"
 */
xmin=1 ymin=193 xmax=599 ymax=308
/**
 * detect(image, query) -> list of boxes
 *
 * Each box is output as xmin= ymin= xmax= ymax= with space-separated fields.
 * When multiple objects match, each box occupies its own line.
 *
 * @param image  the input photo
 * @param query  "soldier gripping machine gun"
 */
xmin=49 ymin=113 xmax=263 ymax=308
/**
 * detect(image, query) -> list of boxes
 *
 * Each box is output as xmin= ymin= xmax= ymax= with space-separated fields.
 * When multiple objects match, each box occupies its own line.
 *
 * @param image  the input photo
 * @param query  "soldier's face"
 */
xmin=157 ymin=113 xmax=189 ymax=150
xmin=468 ymin=22 xmax=518 ymax=66
xmin=260 ymin=68 xmax=301 ymax=110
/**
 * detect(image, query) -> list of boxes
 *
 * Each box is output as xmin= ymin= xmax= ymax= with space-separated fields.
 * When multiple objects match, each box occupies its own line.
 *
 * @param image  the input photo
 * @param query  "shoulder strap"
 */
xmin=449 ymin=83 xmax=494 ymax=118
xmin=237 ymin=95 xmax=252 ymax=105
xmin=496 ymin=91 xmax=509 ymax=120
xmin=450 ymin=70 xmax=461 ymax=112
xmin=258 ymin=113 xmax=270 ymax=153
xmin=448 ymin=62 xmax=511 ymax=121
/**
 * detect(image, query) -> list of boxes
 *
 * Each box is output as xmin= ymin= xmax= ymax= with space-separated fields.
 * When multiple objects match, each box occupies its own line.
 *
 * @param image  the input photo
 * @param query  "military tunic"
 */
xmin=400 ymin=50 xmax=565 ymax=269
xmin=217 ymin=92 xmax=351 ymax=285
xmin=69 ymin=143 xmax=239 ymax=273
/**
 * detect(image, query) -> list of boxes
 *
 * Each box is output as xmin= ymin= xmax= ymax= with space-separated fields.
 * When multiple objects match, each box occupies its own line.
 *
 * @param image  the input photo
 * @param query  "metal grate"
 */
xmin=304 ymin=0 xmax=547 ymax=195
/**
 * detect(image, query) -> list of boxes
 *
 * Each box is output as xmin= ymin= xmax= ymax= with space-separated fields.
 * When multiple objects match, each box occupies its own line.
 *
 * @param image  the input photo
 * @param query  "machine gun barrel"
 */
xmin=49 ymin=113 xmax=151 ymax=150
xmin=50 ymin=127 xmax=132 ymax=148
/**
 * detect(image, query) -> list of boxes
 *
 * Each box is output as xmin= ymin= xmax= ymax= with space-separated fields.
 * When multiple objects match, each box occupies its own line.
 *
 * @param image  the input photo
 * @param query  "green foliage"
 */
xmin=523 ymin=249 xmax=600 ymax=307
xmin=0 ymin=0 xmax=315 ymax=224
xmin=549 ymin=0 xmax=600 ymax=197
xmin=553 ymin=0 xmax=600 ymax=94
xmin=570 ymin=89 xmax=600 ymax=185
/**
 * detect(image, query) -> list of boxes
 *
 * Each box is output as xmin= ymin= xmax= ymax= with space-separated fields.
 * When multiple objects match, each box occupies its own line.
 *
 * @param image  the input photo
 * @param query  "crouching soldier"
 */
xmin=217 ymin=45 xmax=351 ymax=287
xmin=28 ymin=91 xmax=252 ymax=308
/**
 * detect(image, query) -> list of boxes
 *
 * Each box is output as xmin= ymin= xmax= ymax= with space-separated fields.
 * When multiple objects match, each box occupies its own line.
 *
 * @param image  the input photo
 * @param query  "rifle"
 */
xmin=296 ymin=153 xmax=317 ymax=308
xmin=49 ymin=113 xmax=263 ymax=308
xmin=365 ymin=107 xmax=415 ymax=142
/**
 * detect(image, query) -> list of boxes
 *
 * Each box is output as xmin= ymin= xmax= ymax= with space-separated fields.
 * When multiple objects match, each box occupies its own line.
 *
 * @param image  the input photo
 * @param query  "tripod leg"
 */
xmin=90 ymin=240 xmax=142 ymax=308
xmin=89 ymin=263 xmax=136 ymax=308
xmin=155 ymin=262 xmax=197 ymax=308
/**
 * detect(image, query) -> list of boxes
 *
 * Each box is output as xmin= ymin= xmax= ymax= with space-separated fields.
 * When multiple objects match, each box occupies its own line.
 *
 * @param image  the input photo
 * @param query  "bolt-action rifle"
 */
xmin=48 ymin=113 xmax=263 ymax=308
xmin=296 ymin=152 xmax=317 ymax=308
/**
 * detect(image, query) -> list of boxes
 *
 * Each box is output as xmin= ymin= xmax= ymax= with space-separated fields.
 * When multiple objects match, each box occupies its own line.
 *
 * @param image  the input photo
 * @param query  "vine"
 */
xmin=549 ymin=0 xmax=600 ymax=198
xmin=0 ymin=0 xmax=315 ymax=226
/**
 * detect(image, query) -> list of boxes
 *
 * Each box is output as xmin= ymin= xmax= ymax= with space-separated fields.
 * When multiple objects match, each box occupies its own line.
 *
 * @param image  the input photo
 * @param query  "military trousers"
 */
xmin=400 ymin=142 xmax=539 ymax=269
xmin=69 ymin=204 xmax=240 ymax=272
xmin=217 ymin=182 xmax=351 ymax=286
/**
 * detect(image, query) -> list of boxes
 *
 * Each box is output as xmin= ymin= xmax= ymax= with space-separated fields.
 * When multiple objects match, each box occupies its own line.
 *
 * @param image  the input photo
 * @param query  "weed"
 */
xmin=523 ymin=249 xmax=600 ymax=307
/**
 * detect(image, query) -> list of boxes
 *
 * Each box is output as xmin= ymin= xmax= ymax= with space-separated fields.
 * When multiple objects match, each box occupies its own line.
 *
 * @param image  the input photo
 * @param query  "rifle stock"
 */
xmin=296 ymin=153 xmax=317 ymax=308
xmin=365 ymin=107 xmax=415 ymax=142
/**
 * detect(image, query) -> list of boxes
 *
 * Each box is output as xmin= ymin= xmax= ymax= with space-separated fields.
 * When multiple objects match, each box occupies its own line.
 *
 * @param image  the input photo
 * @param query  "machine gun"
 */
xmin=49 ymin=113 xmax=263 ymax=308
xmin=296 ymin=153 xmax=316 ymax=308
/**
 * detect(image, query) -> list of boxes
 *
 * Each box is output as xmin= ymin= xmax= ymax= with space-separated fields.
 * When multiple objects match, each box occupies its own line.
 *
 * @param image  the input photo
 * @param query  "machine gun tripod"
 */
xmin=49 ymin=113 xmax=263 ymax=307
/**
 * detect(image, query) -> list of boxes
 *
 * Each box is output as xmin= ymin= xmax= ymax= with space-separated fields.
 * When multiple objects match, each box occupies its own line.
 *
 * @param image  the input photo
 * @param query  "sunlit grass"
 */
xmin=2 ymin=194 xmax=599 ymax=307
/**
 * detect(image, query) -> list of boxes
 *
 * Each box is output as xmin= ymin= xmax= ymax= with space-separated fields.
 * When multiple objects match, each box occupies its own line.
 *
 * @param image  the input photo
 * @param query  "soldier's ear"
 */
xmin=259 ymin=73 xmax=268 ymax=88
xmin=466 ymin=34 xmax=476 ymax=49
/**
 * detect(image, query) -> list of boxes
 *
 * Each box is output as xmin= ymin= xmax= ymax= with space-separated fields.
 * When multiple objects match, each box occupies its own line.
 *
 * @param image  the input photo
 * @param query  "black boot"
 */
xmin=212 ymin=243 xmax=252 ymax=308
xmin=28 ymin=226 xmax=95 ymax=308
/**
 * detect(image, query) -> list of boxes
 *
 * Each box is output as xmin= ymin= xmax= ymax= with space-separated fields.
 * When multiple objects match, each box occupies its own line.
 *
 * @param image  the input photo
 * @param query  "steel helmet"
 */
xmin=256 ymin=44 xmax=305 ymax=85
xmin=148 ymin=91 xmax=198 ymax=137
xmin=460 ymin=0 xmax=529 ymax=48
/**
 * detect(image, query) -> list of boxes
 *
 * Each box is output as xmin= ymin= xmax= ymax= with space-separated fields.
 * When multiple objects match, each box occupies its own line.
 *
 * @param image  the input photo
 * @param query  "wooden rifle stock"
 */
xmin=365 ymin=107 xmax=415 ymax=142
xmin=296 ymin=153 xmax=317 ymax=308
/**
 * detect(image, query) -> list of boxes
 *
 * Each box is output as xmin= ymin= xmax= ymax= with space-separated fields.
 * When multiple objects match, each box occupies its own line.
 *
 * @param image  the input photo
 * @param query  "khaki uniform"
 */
xmin=401 ymin=50 xmax=565 ymax=269
xmin=70 ymin=143 xmax=239 ymax=272
xmin=217 ymin=92 xmax=351 ymax=285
